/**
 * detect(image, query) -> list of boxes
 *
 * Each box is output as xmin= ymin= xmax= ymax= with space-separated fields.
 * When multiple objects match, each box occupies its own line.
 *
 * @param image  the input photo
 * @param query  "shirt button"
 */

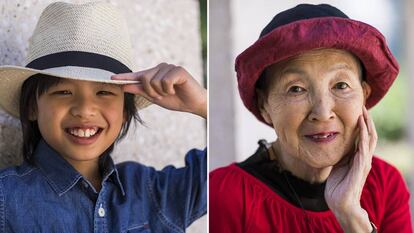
xmin=98 ymin=203 xmax=105 ymax=217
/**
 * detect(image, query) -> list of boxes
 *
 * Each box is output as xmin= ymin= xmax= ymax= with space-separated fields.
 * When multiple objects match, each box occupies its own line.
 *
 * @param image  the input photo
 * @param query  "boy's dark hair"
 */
xmin=19 ymin=73 xmax=142 ymax=164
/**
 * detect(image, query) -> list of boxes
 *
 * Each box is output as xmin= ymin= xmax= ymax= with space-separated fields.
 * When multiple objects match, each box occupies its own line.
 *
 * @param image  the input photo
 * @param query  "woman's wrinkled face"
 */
xmin=258 ymin=49 xmax=371 ymax=168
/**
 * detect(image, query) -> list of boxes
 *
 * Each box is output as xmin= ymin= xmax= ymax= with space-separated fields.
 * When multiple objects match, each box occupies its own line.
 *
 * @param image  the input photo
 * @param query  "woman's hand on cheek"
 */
xmin=325 ymin=106 xmax=377 ymax=233
xmin=111 ymin=63 xmax=207 ymax=119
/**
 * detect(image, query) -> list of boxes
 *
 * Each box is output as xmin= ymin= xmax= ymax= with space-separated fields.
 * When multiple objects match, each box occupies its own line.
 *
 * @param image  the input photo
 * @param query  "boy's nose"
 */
xmin=70 ymin=97 xmax=97 ymax=119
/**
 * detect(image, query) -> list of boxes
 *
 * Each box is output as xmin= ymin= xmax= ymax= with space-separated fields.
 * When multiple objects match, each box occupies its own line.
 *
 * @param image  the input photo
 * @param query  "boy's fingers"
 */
xmin=141 ymin=77 xmax=162 ymax=100
xmin=162 ymin=66 xmax=188 ymax=95
xmin=122 ymin=84 xmax=143 ymax=94
xmin=122 ymin=84 xmax=155 ymax=102
xmin=111 ymin=72 xmax=139 ymax=80
xmin=111 ymin=65 xmax=161 ymax=81
xmin=151 ymin=64 xmax=175 ymax=96
xmin=111 ymin=69 xmax=151 ymax=80
xmin=132 ymin=64 xmax=169 ymax=99
xmin=161 ymin=75 xmax=176 ymax=95
xmin=149 ymin=77 xmax=165 ymax=96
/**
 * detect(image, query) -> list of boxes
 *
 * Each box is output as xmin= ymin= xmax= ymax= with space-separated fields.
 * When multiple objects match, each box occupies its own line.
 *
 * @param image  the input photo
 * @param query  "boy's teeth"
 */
xmin=85 ymin=129 xmax=90 ymax=137
xmin=78 ymin=129 xmax=85 ymax=137
xmin=90 ymin=128 xmax=96 ymax=135
xmin=69 ymin=128 xmax=98 ymax=138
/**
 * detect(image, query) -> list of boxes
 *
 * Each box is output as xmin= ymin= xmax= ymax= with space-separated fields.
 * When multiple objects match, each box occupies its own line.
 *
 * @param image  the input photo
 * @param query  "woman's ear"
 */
xmin=256 ymin=89 xmax=273 ymax=126
xmin=361 ymin=81 xmax=372 ymax=103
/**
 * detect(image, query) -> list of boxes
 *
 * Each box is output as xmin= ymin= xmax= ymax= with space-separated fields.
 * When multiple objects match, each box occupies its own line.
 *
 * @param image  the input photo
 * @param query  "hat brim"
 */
xmin=235 ymin=17 xmax=399 ymax=126
xmin=0 ymin=65 xmax=151 ymax=117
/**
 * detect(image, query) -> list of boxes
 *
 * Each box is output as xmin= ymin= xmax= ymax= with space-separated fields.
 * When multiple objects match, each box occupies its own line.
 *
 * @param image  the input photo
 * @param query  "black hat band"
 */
xmin=26 ymin=51 xmax=132 ymax=74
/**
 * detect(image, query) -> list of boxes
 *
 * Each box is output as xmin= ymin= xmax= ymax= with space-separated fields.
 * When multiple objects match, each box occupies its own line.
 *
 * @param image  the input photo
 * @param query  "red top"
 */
xmin=209 ymin=157 xmax=413 ymax=233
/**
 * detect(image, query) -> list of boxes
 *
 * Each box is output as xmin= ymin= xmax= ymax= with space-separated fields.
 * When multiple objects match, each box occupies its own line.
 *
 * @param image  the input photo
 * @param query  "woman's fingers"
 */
xmin=363 ymin=106 xmax=378 ymax=154
xmin=350 ymin=116 xmax=367 ymax=177
xmin=358 ymin=114 xmax=368 ymax=157
xmin=351 ymin=107 xmax=376 ymax=181
xmin=326 ymin=106 xmax=377 ymax=222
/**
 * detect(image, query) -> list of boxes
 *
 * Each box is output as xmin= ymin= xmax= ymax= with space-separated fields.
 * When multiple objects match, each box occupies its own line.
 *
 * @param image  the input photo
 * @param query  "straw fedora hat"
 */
xmin=0 ymin=1 xmax=151 ymax=118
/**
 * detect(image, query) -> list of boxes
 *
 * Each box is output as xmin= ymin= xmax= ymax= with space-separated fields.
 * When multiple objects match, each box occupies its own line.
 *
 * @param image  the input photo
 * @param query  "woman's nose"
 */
xmin=307 ymin=95 xmax=335 ymax=122
xmin=70 ymin=96 xmax=97 ymax=119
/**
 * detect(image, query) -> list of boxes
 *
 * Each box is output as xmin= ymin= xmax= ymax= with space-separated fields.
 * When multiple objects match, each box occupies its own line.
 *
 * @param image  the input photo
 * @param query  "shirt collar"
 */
xmin=100 ymin=153 xmax=126 ymax=196
xmin=34 ymin=139 xmax=125 ymax=196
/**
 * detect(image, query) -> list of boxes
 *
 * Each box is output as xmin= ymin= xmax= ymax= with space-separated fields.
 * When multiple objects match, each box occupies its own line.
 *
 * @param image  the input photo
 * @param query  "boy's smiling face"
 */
xmin=35 ymin=79 xmax=125 ymax=165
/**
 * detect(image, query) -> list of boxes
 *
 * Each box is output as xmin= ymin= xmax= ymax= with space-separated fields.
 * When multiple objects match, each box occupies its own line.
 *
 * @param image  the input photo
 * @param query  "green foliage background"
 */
xmin=371 ymin=69 xmax=407 ymax=141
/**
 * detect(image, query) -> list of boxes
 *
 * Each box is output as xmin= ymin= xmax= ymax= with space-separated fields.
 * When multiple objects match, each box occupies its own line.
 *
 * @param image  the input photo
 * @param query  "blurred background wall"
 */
xmin=210 ymin=0 xmax=414 ymax=224
xmin=0 ymin=0 xmax=206 ymax=232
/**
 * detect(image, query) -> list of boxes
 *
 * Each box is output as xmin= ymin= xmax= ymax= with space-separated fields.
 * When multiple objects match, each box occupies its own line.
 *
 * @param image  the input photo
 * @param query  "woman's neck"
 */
xmin=270 ymin=141 xmax=332 ymax=184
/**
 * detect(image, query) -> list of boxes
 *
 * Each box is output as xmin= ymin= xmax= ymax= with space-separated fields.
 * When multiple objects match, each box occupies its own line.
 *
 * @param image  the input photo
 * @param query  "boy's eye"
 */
xmin=97 ymin=90 xmax=115 ymax=96
xmin=334 ymin=82 xmax=350 ymax=90
xmin=52 ymin=90 xmax=72 ymax=95
xmin=288 ymin=86 xmax=305 ymax=93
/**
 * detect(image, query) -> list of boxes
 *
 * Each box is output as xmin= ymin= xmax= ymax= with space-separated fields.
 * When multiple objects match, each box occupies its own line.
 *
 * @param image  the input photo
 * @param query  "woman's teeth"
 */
xmin=69 ymin=128 xmax=98 ymax=138
xmin=312 ymin=134 xmax=331 ymax=139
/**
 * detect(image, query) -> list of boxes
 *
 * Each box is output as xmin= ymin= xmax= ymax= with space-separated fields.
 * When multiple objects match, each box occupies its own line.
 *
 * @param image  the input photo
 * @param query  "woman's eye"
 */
xmin=288 ymin=86 xmax=305 ymax=93
xmin=334 ymin=82 xmax=349 ymax=90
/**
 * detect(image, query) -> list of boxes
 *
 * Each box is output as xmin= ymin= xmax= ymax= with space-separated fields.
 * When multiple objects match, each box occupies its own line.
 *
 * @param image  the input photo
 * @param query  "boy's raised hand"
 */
xmin=111 ymin=63 xmax=207 ymax=119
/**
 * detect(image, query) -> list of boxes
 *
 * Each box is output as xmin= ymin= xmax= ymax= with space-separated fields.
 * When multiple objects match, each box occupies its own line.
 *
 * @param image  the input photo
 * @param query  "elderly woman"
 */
xmin=210 ymin=4 xmax=412 ymax=233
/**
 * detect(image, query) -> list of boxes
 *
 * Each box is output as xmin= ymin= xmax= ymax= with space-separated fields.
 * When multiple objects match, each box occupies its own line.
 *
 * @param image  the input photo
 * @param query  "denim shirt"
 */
xmin=0 ymin=140 xmax=207 ymax=233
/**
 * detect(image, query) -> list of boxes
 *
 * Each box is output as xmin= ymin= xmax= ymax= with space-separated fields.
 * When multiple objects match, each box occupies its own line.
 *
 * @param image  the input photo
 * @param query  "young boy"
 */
xmin=0 ymin=2 xmax=206 ymax=232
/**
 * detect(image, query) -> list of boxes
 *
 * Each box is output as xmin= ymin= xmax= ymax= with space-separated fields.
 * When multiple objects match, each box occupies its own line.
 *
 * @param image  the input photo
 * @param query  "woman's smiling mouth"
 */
xmin=305 ymin=132 xmax=339 ymax=143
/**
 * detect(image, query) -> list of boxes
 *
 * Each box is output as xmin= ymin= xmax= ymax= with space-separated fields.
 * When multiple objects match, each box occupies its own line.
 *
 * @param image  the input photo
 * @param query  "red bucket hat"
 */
xmin=235 ymin=4 xmax=399 ymax=126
